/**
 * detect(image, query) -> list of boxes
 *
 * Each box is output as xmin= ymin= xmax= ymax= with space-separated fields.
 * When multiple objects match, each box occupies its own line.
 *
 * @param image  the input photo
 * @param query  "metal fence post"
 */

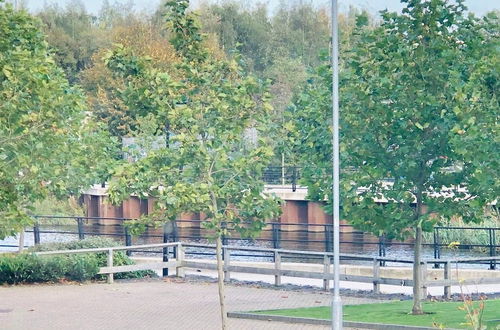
xmin=489 ymin=228 xmax=496 ymax=270
xmin=325 ymin=224 xmax=333 ymax=252
xmin=272 ymin=223 xmax=280 ymax=249
xmin=77 ymin=217 xmax=85 ymax=240
xmin=433 ymin=228 xmax=440 ymax=269
xmin=33 ymin=224 xmax=41 ymax=245
xmin=125 ymin=227 xmax=132 ymax=256
xmin=378 ymin=235 xmax=386 ymax=266
xmin=163 ymin=224 xmax=170 ymax=277
xmin=291 ymin=167 xmax=297 ymax=192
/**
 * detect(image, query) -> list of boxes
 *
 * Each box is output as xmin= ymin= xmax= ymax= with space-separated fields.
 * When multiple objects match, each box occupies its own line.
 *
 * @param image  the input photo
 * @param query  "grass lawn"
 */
xmin=253 ymin=299 xmax=500 ymax=329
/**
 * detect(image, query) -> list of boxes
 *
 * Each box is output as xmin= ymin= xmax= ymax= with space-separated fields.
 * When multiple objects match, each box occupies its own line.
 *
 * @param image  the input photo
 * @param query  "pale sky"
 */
xmin=23 ymin=0 xmax=499 ymax=17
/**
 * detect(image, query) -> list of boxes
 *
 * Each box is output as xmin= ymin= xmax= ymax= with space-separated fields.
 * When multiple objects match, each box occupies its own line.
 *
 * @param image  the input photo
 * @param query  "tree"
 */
xmin=106 ymin=1 xmax=281 ymax=328
xmin=0 ymin=3 xmax=115 ymax=240
xmin=290 ymin=0 xmax=498 ymax=315
xmin=79 ymin=20 xmax=179 ymax=137
xmin=36 ymin=1 xmax=107 ymax=83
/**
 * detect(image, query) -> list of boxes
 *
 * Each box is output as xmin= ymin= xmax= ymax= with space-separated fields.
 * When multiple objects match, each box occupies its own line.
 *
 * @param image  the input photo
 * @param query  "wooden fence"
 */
xmin=36 ymin=242 xmax=500 ymax=298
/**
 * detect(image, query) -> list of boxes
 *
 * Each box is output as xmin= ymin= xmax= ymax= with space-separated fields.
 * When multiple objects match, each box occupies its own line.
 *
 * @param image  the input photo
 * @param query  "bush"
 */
xmin=0 ymin=253 xmax=98 ymax=284
xmin=64 ymin=254 xmax=100 ymax=281
xmin=29 ymin=237 xmax=155 ymax=280
xmin=29 ymin=237 xmax=120 ymax=252
xmin=0 ymin=237 xmax=157 ymax=284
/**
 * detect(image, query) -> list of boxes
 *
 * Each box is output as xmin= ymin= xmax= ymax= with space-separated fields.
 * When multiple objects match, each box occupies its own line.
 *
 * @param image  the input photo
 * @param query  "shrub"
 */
xmin=0 ymin=237 xmax=157 ymax=284
xmin=29 ymin=237 xmax=155 ymax=280
xmin=64 ymin=254 xmax=100 ymax=281
xmin=0 ymin=253 xmax=98 ymax=284
xmin=29 ymin=237 xmax=120 ymax=252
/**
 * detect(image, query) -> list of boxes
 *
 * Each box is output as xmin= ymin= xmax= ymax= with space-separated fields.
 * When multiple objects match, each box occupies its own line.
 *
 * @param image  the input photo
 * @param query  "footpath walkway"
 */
xmin=0 ymin=278 xmax=378 ymax=330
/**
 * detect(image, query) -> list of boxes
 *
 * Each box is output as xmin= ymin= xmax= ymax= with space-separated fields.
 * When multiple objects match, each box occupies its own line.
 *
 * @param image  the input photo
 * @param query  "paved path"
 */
xmin=0 ymin=278 xmax=378 ymax=330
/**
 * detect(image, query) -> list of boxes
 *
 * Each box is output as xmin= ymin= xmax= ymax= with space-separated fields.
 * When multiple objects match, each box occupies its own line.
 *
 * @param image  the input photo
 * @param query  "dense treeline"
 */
xmin=32 ymin=0 xmax=370 ymax=138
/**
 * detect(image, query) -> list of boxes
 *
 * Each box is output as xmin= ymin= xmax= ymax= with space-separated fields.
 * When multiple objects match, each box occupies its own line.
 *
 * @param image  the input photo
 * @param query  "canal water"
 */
xmin=1 ymin=223 xmax=491 ymax=267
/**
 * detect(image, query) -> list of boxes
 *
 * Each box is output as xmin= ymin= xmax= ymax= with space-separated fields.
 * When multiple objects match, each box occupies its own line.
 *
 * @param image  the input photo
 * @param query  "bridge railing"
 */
xmin=262 ymin=166 xmax=301 ymax=191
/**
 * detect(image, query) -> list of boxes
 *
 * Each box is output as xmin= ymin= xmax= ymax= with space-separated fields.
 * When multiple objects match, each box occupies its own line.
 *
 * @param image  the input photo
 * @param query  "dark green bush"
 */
xmin=28 ymin=237 xmax=155 ymax=281
xmin=0 ymin=253 xmax=38 ymax=284
xmin=64 ymin=254 xmax=100 ymax=281
xmin=29 ymin=237 xmax=121 ymax=252
xmin=0 ymin=237 xmax=158 ymax=284
xmin=0 ymin=253 xmax=98 ymax=284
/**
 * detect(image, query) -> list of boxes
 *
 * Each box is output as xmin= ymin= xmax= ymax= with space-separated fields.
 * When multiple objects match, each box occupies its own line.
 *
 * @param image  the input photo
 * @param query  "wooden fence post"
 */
xmin=373 ymin=258 xmax=380 ymax=294
xmin=323 ymin=254 xmax=331 ymax=291
xmin=444 ymin=261 xmax=451 ymax=300
xmin=224 ymin=248 xmax=230 ymax=282
xmin=176 ymin=243 xmax=185 ymax=278
xmin=107 ymin=248 xmax=114 ymax=284
xmin=274 ymin=250 xmax=281 ymax=286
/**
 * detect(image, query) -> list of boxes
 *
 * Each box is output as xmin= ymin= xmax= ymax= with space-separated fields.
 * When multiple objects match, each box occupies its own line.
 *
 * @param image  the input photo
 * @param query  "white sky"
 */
xmin=23 ymin=0 xmax=499 ymax=17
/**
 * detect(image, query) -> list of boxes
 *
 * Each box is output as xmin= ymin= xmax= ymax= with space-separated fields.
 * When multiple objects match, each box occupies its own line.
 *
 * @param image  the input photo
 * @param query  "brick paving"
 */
xmin=0 ymin=278 xmax=378 ymax=330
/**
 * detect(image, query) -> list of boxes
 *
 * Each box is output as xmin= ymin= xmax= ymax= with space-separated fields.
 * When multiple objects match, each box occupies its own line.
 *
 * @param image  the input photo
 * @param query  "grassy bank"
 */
xmin=253 ymin=299 xmax=500 ymax=329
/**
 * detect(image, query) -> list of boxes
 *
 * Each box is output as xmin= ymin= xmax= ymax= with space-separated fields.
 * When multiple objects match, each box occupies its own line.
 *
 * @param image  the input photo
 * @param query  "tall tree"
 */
xmin=36 ymin=1 xmax=106 ymax=82
xmin=0 ymin=3 xmax=115 ymax=239
xmin=106 ymin=1 xmax=281 ymax=328
xmin=290 ymin=0 xmax=498 ymax=314
xmin=79 ymin=20 xmax=179 ymax=137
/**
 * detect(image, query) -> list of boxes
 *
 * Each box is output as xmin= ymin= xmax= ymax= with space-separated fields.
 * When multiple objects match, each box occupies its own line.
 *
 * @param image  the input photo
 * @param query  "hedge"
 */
xmin=0 ymin=238 xmax=155 ymax=284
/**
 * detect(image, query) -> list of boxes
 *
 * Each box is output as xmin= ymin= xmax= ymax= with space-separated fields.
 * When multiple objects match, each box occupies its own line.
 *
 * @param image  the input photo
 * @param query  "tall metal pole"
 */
xmin=331 ymin=0 xmax=342 ymax=329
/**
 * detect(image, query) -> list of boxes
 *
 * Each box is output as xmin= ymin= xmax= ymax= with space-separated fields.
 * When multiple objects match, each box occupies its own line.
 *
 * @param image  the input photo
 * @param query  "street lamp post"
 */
xmin=331 ymin=0 xmax=342 ymax=329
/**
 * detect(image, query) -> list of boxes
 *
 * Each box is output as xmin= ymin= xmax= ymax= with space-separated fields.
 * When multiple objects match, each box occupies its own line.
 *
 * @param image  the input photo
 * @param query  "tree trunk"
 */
xmin=216 ymin=235 xmax=227 ymax=329
xmin=412 ymin=224 xmax=424 ymax=315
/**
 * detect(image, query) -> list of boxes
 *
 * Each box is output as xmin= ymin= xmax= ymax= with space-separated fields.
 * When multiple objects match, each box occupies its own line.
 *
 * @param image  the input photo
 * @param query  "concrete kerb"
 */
xmin=227 ymin=312 xmax=458 ymax=330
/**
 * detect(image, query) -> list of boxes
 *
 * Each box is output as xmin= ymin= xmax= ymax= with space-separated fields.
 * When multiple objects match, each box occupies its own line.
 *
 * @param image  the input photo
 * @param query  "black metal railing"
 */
xmin=432 ymin=226 xmax=499 ymax=270
xmin=262 ymin=166 xmax=300 ymax=191
xmin=2 ymin=215 xmax=497 ymax=269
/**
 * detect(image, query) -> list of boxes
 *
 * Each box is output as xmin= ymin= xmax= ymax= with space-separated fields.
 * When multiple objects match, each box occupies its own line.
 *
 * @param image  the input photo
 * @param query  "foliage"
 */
xmin=35 ymin=0 xmax=139 ymax=82
xmin=79 ymin=20 xmax=179 ymax=137
xmin=35 ymin=2 xmax=106 ymax=83
xmin=0 ymin=4 xmax=116 ymax=239
xmin=35 ymin=0 xmax=372 ymax=161
xmin=289 ymin=0 xmax=498 ymax=314
xmin=0 ymin=235 xmax=154 ymax=286
xmin=459 ymin=295 xmax=487 ymax=330
xmin=32 ymin=195 xmax=84 ymax=218
xmin=0 ymin=252 xmax=99 ymax=284
xmin=29 ymin=237 xmax=156 ymax=279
